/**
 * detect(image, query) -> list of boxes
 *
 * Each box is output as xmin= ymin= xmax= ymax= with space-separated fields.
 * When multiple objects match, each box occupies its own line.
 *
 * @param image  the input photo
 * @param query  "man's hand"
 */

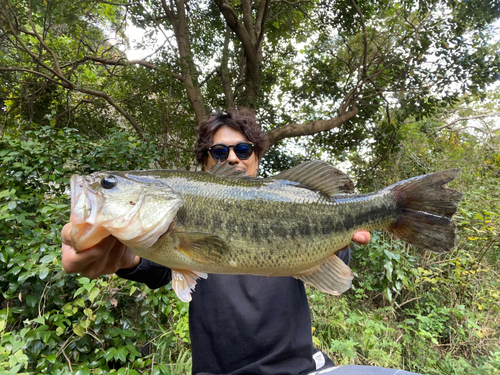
xmin=61 ymin=223 xmax=140 ymax=279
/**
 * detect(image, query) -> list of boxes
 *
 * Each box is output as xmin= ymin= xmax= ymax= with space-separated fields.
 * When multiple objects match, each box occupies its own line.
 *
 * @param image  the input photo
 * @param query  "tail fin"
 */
xmin=386 ymin=169 xmax=463 ymax=253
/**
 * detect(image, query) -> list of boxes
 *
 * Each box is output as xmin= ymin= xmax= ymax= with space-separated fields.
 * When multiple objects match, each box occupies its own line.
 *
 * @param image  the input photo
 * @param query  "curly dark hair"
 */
xmin=195 ymin=108 xmax=268 ymax=165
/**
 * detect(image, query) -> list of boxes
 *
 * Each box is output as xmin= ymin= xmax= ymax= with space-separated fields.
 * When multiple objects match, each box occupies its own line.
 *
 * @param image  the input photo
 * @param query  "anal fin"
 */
xmin=171 ymin=269 xmax=208 ymax=302
xmin=295 ymin=255 xmax=353 ymax=295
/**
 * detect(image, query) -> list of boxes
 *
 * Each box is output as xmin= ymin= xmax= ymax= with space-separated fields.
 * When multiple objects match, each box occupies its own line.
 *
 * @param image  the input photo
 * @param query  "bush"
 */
xmin=309 ymin=120 xmax=500 ymax=374
xmin=0 ymin=127 xmax=191 ymax=374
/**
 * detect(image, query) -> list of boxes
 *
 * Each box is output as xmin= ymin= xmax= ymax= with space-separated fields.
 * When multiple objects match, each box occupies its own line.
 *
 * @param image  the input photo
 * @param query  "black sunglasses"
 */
xmin=207 ymin=142 xmax=255 ymax=161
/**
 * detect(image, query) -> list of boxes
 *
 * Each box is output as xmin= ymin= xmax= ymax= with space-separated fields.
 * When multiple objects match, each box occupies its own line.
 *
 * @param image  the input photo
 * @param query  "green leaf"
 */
xmin=18 ymin=270 xmax=33 ymax=283
xmin=75 ymin=369 xmax=91 ymax=375
xmin=39 ymin=206 xmax=55 ymax=214
xmin=74 ymin=298 xmax=85 ymax=308
xmin=116 ymin=346 xmax=128 ymax=362
xmin=39 ymin=267 xmax=49 ymax=280
xmin=74 ymin=287 xmax=85 ymax=297
xmin=88 ymin=287 xmax=99 ymax=302
xmin=384 ymin=261 xmax=394 ymax=280
xmin=312 ymin=336 xmax=321 ymax=347
xmin=9 ymin=364 xmax=23 ymax=374
xmin=129 ymin=285 xmax=137 ymax=296
xmin=104 ymin=347 xmax=117 ymax=361
xmin=33 ymin=316 xmax=45 ymax=324
xmin=0 ymin=190 xmax=11 ymax=199
xmin=73 ymin=323 xmax=85 ymax=337
xmin=40 ymin=254 xmax=56 ymax=264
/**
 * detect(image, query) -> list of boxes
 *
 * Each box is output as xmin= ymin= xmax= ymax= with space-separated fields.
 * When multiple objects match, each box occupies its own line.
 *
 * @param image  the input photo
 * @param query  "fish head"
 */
xmin=70 ymin=172 xmax=182 ymax=251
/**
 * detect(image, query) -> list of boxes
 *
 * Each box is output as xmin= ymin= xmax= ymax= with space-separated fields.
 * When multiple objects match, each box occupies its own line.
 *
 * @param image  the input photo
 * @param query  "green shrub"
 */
xmin=309 ymin=120 xmax=500 ymax=374
xmin=0 ymin=127 xmax=191 ymax=374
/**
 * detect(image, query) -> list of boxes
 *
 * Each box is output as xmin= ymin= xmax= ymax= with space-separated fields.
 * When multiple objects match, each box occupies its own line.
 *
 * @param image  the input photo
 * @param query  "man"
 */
xmin=61 ymin=109 xmax=371 ymax=374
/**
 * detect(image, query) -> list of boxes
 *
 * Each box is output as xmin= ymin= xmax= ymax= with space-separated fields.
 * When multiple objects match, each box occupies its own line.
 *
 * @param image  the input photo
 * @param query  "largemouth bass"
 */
xmin=69 ymin=161 xmax=462 ymax=302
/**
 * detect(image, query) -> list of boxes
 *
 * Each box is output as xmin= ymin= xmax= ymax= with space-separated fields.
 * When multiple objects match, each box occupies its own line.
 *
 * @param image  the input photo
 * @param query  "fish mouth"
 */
xmin=69 ymin=174 xmax=110 ymax=251
xmin=70 ymin=175 xmax=88 ymax=223
xmin=69 ymin=173 xmax=183 ymax=252
xmin=70 ymin=175 xmax=99 ymax=224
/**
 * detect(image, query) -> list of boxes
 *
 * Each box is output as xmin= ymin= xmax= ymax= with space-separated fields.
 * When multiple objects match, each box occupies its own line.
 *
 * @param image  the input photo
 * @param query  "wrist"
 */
xmin=122 ymin=255 xmax=141 ymax=270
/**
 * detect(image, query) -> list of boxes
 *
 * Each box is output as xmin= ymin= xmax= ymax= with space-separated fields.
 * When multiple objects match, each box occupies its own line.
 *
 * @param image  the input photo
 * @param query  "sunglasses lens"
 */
xmin=210 ymin=145 xmax=229 ymax=161
xmin=208 ymin=143 xmax=254 ymax=161
xmin=234 ymin=143 xmax=254 ymax=160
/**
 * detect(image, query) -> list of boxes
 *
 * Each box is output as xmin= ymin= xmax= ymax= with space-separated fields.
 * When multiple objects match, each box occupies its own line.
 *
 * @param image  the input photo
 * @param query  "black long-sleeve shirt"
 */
xmin=116 ymin=248 xmax=351 ymax=375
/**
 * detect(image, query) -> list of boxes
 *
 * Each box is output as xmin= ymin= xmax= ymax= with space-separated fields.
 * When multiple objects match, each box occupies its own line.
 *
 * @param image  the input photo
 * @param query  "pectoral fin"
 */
xmin=295 ymin=255 xmax=354 ymax=295
xmin=172 ymin=232 xmax=229 ymax=264
xmin=171 ymin=269 xmax=208 ymax=302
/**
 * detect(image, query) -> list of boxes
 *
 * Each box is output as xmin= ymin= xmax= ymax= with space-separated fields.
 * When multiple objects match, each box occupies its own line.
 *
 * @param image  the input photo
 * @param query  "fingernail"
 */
xmin=357 ymin=235 xmax=365 ymax=243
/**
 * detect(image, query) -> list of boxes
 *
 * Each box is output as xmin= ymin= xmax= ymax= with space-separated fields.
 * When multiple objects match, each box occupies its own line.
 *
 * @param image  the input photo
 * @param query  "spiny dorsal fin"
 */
xmin=295 ymin=254 xmax=353 ymax=295
xmin=172 ymin=231 xmax=229 ymax=264
xmin=208 ymin=161 xmax=248 ymax=177
xmin=275 ymin=161 xmax=355 ymax=196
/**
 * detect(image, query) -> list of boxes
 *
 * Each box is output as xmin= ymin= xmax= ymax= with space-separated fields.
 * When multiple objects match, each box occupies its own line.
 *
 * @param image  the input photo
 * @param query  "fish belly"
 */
xmin=139 ymin=189 xmax=399 ymax=276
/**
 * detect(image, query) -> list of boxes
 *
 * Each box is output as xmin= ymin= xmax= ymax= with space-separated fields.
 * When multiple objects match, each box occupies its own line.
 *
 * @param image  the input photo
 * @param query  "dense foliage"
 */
xmin=310 ymin=107 xmax=500 ymax=374
xmin=0 ymin=128 xmax=194 ymax=374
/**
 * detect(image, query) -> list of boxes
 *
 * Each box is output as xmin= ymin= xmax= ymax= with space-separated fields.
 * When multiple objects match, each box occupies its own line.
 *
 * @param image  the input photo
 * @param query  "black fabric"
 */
xmin=116 ymin=247 xmax=351 ymax=375
xmin=307 ymin=365 xmax=422 ymax=375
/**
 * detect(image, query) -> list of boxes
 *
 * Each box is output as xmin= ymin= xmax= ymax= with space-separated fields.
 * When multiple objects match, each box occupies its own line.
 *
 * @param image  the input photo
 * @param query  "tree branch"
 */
xmin=0 ymin=9 xmax=72 ymax=88
xmin=157 ymin=0 xmax=206 ymax=123
xmin=266 ymin=109 xmax=358 ymax=149
xmin=241 ymin=0 xmax=255 ymax=44
xmin=26 ymin=2 xmax=64 ymax=78
xmin=349 ymin=0 xmax=367 ymax=79
xmin=77 ymin=87 xmax=144 ymax=137
xmin=0 ymin=68 xmax=145 ymax=138
xmin=437 ymin=112 xmax=500 ymax=130
xmin=255 ymin=0 xmax=271 ymax=47
xmin=216 ymin=0 xmax=257 ymax=65
xmin=221 ymin=27 xmax=234 ymax=108
xmin=82 ymin=56 xmax=184 ymax=82
xmin=270 ymin=0 xmax=311 ymax=4
xmin=1 ymin=0 xmax=147 ymax=138
xmin=0 ymin=67 xmax=64 ymax=86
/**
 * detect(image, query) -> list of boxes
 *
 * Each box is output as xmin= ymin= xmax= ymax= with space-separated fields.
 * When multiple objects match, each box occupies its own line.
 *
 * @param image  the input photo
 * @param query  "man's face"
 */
xmin=204 ymin=126 xmax=258 ymax=177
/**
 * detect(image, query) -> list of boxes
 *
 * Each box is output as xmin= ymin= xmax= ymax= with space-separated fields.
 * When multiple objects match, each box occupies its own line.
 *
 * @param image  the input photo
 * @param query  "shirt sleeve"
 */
xmin=116 ymin=258 xmax=172 ymax=289
xmin=336 ymin=246 xmax=351 ymax=266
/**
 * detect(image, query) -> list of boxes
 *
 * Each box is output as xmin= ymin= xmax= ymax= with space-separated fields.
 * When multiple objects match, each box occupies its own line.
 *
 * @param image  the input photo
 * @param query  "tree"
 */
xmin=1 ymin=0 xmax=499 ymax=159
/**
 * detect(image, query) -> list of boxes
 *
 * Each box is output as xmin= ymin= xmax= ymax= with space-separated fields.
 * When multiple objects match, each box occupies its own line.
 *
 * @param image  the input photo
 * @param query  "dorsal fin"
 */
xmin=274 ymin=161 xmax=355 ymax=196
xmin=208 ymin=161 xmax=248 ymax=177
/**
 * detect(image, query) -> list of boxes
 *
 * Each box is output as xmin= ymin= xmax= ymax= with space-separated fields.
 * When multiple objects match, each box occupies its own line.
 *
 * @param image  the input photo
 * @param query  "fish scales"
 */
xmin=127 ymin=170 xmax=398 ymax=274
xmin=69 ymin=161 xmax=462 ymax=301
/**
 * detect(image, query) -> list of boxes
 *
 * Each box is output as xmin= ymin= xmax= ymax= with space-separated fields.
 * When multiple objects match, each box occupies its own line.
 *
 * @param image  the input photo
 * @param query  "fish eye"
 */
xmin=101 ymin=175 xmax=117 ymax=189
